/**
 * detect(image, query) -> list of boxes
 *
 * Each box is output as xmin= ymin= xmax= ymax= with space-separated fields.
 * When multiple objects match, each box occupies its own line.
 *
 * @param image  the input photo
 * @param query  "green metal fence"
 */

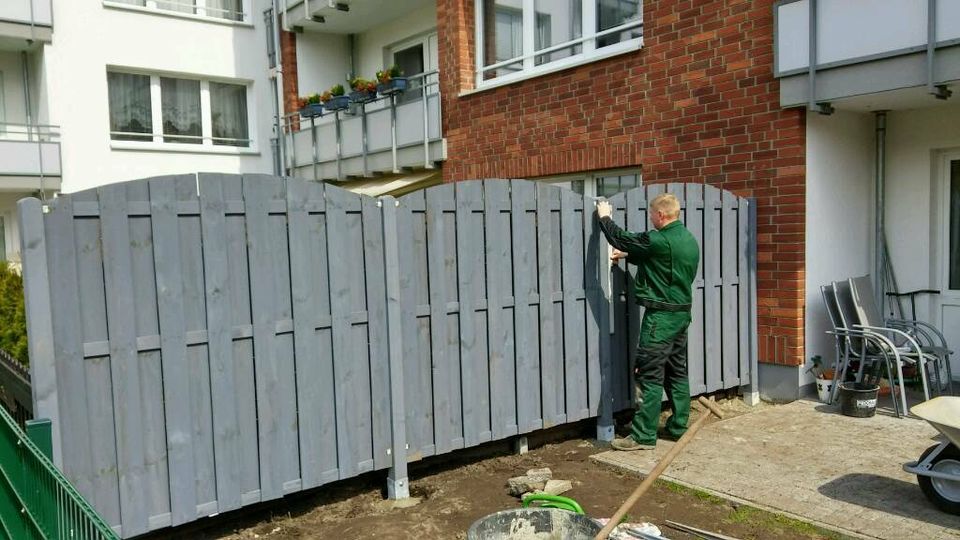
xmin=0 ymin=406 xmax=117 ymax=540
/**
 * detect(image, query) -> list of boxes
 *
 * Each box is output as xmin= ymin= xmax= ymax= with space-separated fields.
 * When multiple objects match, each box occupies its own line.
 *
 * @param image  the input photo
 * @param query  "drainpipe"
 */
xmin=22 ymin=51 xmax=45 ymax=201
xmin=875 ymin=111 xmax=887 ymax=308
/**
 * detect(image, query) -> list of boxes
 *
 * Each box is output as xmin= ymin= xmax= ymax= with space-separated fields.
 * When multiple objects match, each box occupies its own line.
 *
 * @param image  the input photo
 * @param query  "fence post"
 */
xmin=25 ymin=418 xmax=52 ymax=460
xmin=595 ymin=200 xmax=615 ymax=441
xmin=744 ymin=198 xmax=761 ymax=406
xmin=18 ymin=198 xmax=62 ymax=465
xmin=380 ymin=196 xmax=409 ymax=499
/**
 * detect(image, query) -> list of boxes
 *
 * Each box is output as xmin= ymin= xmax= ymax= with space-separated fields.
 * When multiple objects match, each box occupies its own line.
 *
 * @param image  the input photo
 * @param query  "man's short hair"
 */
xmin=650 ymin=193 xmax=681 ymax=219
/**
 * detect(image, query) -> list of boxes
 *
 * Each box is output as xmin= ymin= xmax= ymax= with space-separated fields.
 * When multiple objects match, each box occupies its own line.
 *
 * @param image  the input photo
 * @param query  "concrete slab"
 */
xmin=592 ymin=398 xmax=960 ymax=540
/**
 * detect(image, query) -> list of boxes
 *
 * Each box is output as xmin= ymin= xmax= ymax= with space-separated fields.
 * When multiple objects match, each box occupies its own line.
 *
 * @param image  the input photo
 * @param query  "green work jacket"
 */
xmin=599 ymin=217 xmax=700 ymax=342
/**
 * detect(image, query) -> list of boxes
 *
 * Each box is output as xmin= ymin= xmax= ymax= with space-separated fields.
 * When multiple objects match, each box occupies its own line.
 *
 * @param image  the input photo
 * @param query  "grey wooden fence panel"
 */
xmin=197 ymin=173 xmax=244 ymax=512
xmin=148 ymin=177 xmax=197 ymax=526
xmin=511 ymin=180 xmax=542 ymax=433
xmin=561 ymin=189 xmax=588 ymax=423
xmin=484 ymin=180 xmax=518 ymax=440
xmin=624 ymin=187 xmax=644 ymax=405
xmin=456 ymin=181 xmax=491 ymax=446
xmin=20 ymin=176 xmax=756 ymax=538
xmin=243 ymin=176 xmax=299 ymax=500
xmin=72 ymin=188 xmax=122 ymax=529
xmin=40 ymin=195 xmax=92 ymax=500
xmin=703 ymin=185 xmax=723 ymax=393
xmin=398 ymin=190 xmax=437 ymax=459
xmin=221 ymin=175 xmax=262 ymax=505
xmin=721 ymin=191 xmax=741 ymax=387
xmin=685 ymin=183 xmax=707 ymax=395
xmin=362 ymin=195 xmax=393 ymax=471
xmin=99 ymin=183 xmax=150 ymax=537
xmin=536 ymin=184 xmax=563 ymax=428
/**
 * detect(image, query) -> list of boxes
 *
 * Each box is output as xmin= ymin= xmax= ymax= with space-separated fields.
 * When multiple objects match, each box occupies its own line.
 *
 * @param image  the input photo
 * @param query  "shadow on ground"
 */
xmin=817 ymin=473 xmax=960 ymax=530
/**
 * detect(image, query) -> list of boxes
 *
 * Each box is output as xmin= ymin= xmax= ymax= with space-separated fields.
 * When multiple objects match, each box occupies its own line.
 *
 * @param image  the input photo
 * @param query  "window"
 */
xmin=108 ymin=0 xmax=245 ymax=22
xmin=543 ymin=170 xmax=641 ymax=198
xmin=477 ymin=0 xmax=642 ymax=85
xmin=108 ymin=71 xmax=251 ymax=149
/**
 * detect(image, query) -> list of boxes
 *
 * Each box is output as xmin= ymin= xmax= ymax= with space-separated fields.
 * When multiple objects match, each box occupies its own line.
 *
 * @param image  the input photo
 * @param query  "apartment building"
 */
xmin=279 ymin=0 xmax=960 ymax=397
xmin=0 ymin=0 xmax=278 ymax=263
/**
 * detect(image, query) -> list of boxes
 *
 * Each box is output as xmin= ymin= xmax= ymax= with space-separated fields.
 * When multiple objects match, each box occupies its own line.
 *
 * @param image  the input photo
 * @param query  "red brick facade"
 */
xmin=280 ymin=25 xmax=300 ymax=129
xmin=437 ymin=0 xmax=806 ymax=367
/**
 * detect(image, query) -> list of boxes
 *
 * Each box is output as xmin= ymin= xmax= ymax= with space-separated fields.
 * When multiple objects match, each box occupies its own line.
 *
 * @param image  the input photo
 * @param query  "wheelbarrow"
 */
xmin=903 ymin=396 xmax=960 ymax=514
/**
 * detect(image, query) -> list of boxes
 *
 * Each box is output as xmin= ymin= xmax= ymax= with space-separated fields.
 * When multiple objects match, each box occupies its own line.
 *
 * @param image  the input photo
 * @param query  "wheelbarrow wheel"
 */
xmin=917 ymin=443 xmax=960 ymax=515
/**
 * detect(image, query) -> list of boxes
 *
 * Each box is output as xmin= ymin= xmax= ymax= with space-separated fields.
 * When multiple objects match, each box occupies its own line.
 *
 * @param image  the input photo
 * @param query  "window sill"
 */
xmin=460 ymin=38 xmax=643 ymax=97
xmin=110 ymin=140 xmax=259 ymax=156
xmin=102 ymin=1 xmax=254 ymax=28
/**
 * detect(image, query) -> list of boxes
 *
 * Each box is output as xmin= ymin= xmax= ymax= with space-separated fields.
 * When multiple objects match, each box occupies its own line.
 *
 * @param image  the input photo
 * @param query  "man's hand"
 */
xmin=611 ymin=249 xmax=628 ymax=262
xmin=597 ymin=200 xmax=612 ymax=219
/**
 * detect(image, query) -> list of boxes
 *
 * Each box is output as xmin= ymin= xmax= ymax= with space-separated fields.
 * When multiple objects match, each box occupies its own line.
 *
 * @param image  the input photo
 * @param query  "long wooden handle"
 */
xmin=593 ymin=397 xmax=724 ymax=540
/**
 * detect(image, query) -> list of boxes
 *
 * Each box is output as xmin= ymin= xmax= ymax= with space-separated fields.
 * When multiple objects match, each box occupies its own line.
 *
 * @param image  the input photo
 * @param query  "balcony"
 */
xmin=775 ymin=0 xmax=960 ymax=110
xmin=0 ymin=123 xmax=62 ymax=192
xmin=0 ymin=0 xmax=53 ymax=48
xmin=282 ymin=71 xmax=444 ymax=182
xmin=282 ymin=0 xmax=428 ymax=34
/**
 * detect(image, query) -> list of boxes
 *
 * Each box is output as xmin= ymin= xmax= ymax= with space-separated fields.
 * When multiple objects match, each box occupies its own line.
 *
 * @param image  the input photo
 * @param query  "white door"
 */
xmin=390 ymin=32 xmax=439 ymax=102
xmin=936 ymin=151 xmax=960 ymax=382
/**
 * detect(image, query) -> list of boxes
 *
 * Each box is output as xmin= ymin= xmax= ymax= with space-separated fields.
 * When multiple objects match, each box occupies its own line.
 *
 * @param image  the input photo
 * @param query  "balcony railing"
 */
xmin=0 ymin=123 xmax=62 ymax=186
xmin=774 ymin=0 xmax=960 ymax=108
xmin=0 ymin=0 xmax=53 ymax=38
xmin=281 ymin=70 xmax=444 ymax=181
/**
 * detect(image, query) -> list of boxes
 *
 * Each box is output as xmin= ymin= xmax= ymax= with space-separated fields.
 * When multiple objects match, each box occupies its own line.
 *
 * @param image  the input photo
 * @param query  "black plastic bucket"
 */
xmin=838 ymin=382 xmax=879 ymax=418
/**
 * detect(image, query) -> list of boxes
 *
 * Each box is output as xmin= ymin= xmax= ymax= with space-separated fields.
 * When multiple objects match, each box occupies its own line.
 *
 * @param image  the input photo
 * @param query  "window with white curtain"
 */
xmin=108 ymin=71 xmax=251 ymax=149
xmin=106 ymin=0 xmax=245 ymax=22
xmin=477 ymin=0 xmax=642 ymax=85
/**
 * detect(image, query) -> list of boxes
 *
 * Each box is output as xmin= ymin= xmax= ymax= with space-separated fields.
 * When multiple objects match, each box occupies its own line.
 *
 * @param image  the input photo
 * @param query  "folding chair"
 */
xmin=847 ymin=276 xmax=953 ymax=396
xmin=824 ymin=283 xmax=905 ymax=416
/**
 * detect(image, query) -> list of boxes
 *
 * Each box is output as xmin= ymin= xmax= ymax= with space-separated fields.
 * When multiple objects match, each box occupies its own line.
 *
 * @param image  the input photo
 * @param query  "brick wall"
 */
xmin=280 ymin=25 xmax=300 ymax=130
xmin=437 ymin=0 xmax=806 ymax=367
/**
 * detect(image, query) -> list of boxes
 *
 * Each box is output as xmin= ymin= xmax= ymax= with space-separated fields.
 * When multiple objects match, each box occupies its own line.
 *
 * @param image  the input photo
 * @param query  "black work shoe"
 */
xmin=611 ymin=437 xmax=656 ymax=451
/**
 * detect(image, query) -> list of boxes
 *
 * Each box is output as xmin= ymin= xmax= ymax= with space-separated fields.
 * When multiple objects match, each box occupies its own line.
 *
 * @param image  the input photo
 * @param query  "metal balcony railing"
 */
xmin=280 ymin=70 xmax=443 ymax=181
xmin=0 ymin=123 xmax=61 ymax=183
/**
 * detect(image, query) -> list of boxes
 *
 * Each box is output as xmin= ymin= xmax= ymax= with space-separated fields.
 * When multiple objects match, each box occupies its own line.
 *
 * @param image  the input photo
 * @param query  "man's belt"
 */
xmin=638 ymin=298 xmax=692 ymax=312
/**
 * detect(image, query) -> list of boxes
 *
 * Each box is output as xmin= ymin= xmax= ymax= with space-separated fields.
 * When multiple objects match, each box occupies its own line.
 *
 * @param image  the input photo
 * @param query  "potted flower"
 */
xmin=299 ymin=93 xmax=324 ymax=118
xmin=349 ymin=77 xmax=378 ymax=104
xmin=321 ymin=84 xmax=350 ymax=111
xmin=806 ymin=355 xmax=836 ymax=403
xmin=376 ymin=65 xmax=408 ymax=95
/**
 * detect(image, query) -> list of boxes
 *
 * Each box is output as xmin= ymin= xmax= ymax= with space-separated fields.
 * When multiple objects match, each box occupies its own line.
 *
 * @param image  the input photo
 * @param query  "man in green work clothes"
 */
xmin=596 ymin=194 xmax=700 ymax=451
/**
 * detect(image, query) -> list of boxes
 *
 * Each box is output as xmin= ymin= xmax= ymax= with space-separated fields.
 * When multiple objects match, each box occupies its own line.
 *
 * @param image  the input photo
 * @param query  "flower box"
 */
xmin=323 ymin=95 xmax=351 ymax=112
xmin=377 ymin=77 xmax=408 ymax=96
xmin=299 ymin=103 xmax=324 ymax=118
xmin=349 ymin=90 xmax=378 ymax=104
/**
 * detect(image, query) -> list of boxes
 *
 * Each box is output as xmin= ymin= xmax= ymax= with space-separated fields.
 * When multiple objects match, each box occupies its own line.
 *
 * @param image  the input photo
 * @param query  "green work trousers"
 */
xmin=630 ymin=310 xmax=691 ymax=445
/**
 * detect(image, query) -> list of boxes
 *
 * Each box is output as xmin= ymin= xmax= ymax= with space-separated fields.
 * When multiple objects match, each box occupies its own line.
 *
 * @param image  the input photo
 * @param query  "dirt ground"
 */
xmin=182 ymin=404 xmax=849 ymax=540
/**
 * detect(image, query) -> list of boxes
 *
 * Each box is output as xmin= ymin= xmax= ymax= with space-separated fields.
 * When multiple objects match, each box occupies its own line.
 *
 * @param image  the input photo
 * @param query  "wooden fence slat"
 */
xmin=149 ymin=177 xmax=198 ymax=525
xmin=739 ymin=199 xmax=751 ymax=384
xmin=609 ymin=191 xmax=630 ymax=411
xmin=560 ymin=189 xmax=588 ymax=422
xmin=536 ymin=184 xmax=563 ymax=427
xmin=456 ymin=181 xmax=491 ymax=445
xmin=362 ymin=195 xmax=392 ymax=470
xmin=721 ymin=191 xmax=741 ymax=387
xmin=381 ymin=196 xmax=409 ymax=498
xmin=39 ymin=195 xmax=91 ymax=495
xmin=685 ymin=184 xmax=707 ymax=395
xmin=99 ymin=183 xmax=150 ymax=536
xmin=484 ymin=180 xmax=518 ymax=439
xmin=704 ymin=185 xmax=723 ymax=392
xmin=197 ymin=174 xmax=245 ymax=512
xmin=511 ymin=180 xmax=542 ymax=433
xmin=583 ymin=196 xmax=603 ymax=418
xmin=624 ymin=187 xmax=643 ymax=406
xmin=243 ymin=176 xmax=291 ymax=500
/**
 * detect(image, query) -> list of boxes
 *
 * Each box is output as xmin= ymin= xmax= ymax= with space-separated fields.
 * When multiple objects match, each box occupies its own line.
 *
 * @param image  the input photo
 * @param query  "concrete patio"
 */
xmin=593 ymin=397 xmax=960 ymax=540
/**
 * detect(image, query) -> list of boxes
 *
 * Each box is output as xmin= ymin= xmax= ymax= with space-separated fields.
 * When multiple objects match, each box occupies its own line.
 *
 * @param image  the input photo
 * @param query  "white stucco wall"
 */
xmin=0 ymin=51 xmax=28 ymax=125
xmin=295 ymin=32 xmax=350 ymax=95
xmin=45 ymin=0 xmax=275 ymax=193
xmin=805 ymin=110 xmax=875 ymax=380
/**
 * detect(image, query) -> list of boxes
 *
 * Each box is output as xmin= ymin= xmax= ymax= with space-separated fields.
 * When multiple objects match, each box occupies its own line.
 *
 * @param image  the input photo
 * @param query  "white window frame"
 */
xmin=538 ymin=168 xmax=642 ymax=198
xmin=108 ymin=70 xmax=257 ymax=155
xmin=102 ymin=0 xmax=253 ymax=27
xmin=473 ymin=0 xmax=643 ymax=91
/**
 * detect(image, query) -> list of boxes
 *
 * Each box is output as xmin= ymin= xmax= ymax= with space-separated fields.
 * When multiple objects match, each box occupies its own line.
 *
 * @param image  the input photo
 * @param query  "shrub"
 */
xmin=0 ymin=264 xmax=27 ymax=365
